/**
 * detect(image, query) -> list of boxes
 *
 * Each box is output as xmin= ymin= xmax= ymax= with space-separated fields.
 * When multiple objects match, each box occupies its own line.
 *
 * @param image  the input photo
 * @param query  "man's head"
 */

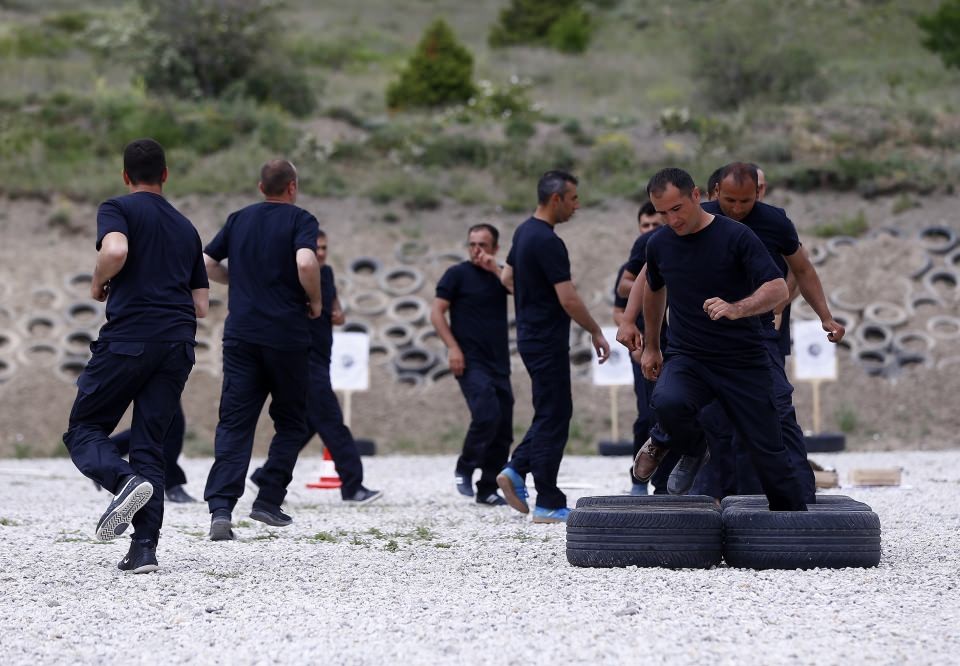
xmin=467 ymin=223 xmax=499 ymax=261
xmin=716 ymin=162 xmax=760 ymax=221
xmin=315 ymin=230 xmax=328 ymax=266
xmin=537 ymin=170 xmax=579 ymax=224
xmin=637 ymin=200 xmax=664 ymax=233
xmin=259 ymin=159 xmax=298 ymax=202
xmin=706 ymin=165 xmax=727 ymax=201
xmin=646 ymin=167 xmax=704 ymax=237
xmin=122 ymin=138 xmax=167 ymax=187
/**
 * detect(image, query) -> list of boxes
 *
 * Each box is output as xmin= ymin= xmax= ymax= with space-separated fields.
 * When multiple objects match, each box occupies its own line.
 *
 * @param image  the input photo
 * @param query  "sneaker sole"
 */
xmin=496 ymin=473 xmax=529 ymax=514
xmin=209 ymin=519 xmax=235 ymax=541
xmin=249 ymin=509 xmax=292 ymax=527
xmin=121 ymin=563 xmax=159 ymax=574
xmin=344 ymin=492 xmax=383 ymax=506
xmin=531 ymin=514 xmax=566 ymax=524
xmin=95 ymin=481 xmax=154 ymax=541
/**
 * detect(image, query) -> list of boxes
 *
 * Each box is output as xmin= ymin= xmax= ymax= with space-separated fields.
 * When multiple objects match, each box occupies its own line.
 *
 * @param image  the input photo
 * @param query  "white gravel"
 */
xmin=1 ymin=450 xmax=959 ymax=665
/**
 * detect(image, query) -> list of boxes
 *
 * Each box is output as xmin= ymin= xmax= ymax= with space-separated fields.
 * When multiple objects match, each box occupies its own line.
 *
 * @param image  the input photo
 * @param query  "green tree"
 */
xmin=489 ymin=0 xmax=591 ymax=53
xmin=918 ymin=0 xmax=960 ymax=69
xmin=387 ymin=19 xmax=476 ymax=109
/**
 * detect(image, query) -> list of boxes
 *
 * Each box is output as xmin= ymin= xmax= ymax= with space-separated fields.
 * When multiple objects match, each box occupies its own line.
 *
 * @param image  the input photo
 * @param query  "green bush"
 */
xmin=417 ymin=135 xmax=490 ymax=168
xmin=691 ymin=1 xmax=827 ymax=110
xmin=387 ymin=19 xmax=476 ymax=109
xmin=489 ymin=0 xmax=591 ymax=53
xmin=505 ymin=117 xmax=537 ymax=139
xmin=811 ymin=210 xmax=868 ymax=238
xmin=918 ymin=0 xmax=960 ymax=69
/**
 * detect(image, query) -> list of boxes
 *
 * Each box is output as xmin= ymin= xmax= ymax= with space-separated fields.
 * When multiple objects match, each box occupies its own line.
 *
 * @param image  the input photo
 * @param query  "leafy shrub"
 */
xmin=810 ymin=211 xmax=868 ymax=238
xmin=387 ymin=19 xmax=476 ymax=109
xmin=918 ymin=0 xmax=960 ymax=69
xmin=417 ymin=135 xmax=490 ymax=168
xmin=505 ymin=117 xmax=537 ymax=139
xmin=691 ymin=1 xmax=827 ymax=110
xmin=136 ymin=0 xmax=315 ymax=116
xmin=489 ymin=0 xmax=591 ymax=53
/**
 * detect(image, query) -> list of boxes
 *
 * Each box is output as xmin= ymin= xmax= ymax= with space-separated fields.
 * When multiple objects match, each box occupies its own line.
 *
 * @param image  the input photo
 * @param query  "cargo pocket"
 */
xmin=107 ymin=341 xmax=144 ymax=357
xmin=76 ymin=372 xmax=100 ymax=395
xmin=184 ymin=343 xmax=196 ymax=365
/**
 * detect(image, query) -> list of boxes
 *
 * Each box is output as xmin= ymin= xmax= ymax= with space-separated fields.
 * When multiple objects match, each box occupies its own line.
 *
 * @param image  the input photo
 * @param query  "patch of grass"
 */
xmin=835 ymin=404 xmax=859 ymax=434
xmin=0 ymin=518 xmax=19 ymax=526
xmin=311 ymin=531 xmax=339 ymax=543
xmin=350 ymin=535 xmax=368 ymax=546
xmin=411 ymin=526 xmax=434 ymax=541
xmin=434 ymin=542 xmax=453 ymax=549
xmin=181 ymin=530 xmax=207 ymax=538
xmin=512 ymin=530 xmax=535 ymax=543
xmin=247 ymin=532 xmax=280 ymax=541
xmin=366 ymin=527 xmax=387 ymax=539
xmin=236 ymin=520 xmax=252 ymax=529
xmin=384 ymin=539 xmax=400 ymax=552
xmin=203 ymin=570 xmax=241 ymax=579
xmin=811 ymin=210 xmax=869 ymax=238
xmin=891 ymin=194 xmax=921 ymax=215
xmin=13 ymin=443 xmax=32 ymax=459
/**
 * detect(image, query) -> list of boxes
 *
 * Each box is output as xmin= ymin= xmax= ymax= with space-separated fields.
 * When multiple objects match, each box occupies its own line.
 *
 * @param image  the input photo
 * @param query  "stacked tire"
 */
xmin=567 ymin=494 xmax=881 ymax=570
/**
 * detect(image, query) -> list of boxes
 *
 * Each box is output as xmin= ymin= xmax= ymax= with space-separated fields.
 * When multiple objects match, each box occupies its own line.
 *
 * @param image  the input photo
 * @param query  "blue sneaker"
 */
xmin=532 ymin=506 xmax=571 ymax=524
xmin=496 ymin=467 xmax=529 ymax=514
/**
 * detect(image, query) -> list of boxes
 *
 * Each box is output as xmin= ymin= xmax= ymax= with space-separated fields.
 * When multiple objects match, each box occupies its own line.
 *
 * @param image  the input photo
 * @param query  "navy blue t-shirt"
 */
xmin=436 ymin=261 xmax=510 ymax=377
xmin=96 ymin=192 xmax=208 ymax=343
xmin=646 ymin=215 xmax=782 ymax=365
xmin=505 ymin=217 xmax=572 ymax=353
xmin=613 ymin=265 xmax=629 ymax=311
xmin=307 ymin=265 xmax=337 ymax=364
xmin=205 ymin=202 xmax=319 ymax=350
xmin=702 ymin=200 xmax=799 ymax=356
xmin=624 ymin=228 xmax=663 ymax=278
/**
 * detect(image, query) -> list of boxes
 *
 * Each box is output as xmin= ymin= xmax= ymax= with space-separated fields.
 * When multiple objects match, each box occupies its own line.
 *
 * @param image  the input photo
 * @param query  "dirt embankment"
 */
xmin=1 ymin=190 xmax=959 ymax=458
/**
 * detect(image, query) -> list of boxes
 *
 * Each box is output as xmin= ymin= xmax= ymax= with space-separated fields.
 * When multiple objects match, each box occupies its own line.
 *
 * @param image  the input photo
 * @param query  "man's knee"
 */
xmin=651 ymin=390 xmax=694 ymax=429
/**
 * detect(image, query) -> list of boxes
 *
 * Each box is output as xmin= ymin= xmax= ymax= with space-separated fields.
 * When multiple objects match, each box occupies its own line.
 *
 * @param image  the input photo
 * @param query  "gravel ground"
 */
xmin=1 ymin=450 xmax=958 ymax=665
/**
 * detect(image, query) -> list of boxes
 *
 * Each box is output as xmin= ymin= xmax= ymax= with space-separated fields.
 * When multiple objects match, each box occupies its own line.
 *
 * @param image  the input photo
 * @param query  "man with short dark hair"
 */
xmin=431 ymin=223 xmax=512 ymax=506
xmin=618 ymin=167 xmax=807 ymax=511
xmin=63 ymin=138 xmax=209 ymax=573
xmin=497 ymin=170 xmax=611 ymax=523
xmin=297 ymin=230 xmax=381 ymax=505
xmin=203 ymin=159 xmax=323 ymax=540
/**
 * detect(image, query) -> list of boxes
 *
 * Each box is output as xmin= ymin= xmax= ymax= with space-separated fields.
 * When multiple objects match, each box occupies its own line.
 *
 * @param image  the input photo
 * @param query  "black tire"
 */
xmin=804 ymin=433 xmax=846 ymax=453
xmin=597 ymin=440 xmax=634 ymax=456
xmin=722 ymin=507 xmax=882 ymax=570
xmin=348 ymin=256 xmax=382 ymax=279
xmin=378 ymin=266 xmax=425 ymax=297
xmin=720 ymin=494 xmax=870 ymax=511
xmin=355 ymin=438 xmax=376 ymax=456
xmin=567 ymin=506 xmax=723 ymax=568
xmin=393 ymin=346 xmax=436 ymax=374
xmin=576 ymin=494 xmax=719 ymax=509
xmin=917 ymin=225 xmax=958 ymax=254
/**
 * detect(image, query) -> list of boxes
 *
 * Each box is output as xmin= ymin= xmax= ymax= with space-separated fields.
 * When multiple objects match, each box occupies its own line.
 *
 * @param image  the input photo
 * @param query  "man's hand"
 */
xmin=630 ymin=348 xmax=643 ymax=365
xmin=473 ymin=250 xmax=500 ymax=275
xmin=641 ymin=346 xmax=663 ymax=381
xmin=91 ymin=282 xmax=109 ymax=302
xmin=308 ymin=300 xmax=323 ymax=319
xmin=616 ymin=321 xmax=644 ymax=352
xmin=703 ymin=297 xmax=743 ymax=321
xmin=823 ymin=318 xmax=846 ymax=343
xmin=331 ymin=305 xmax=345 ymax=326
xmin=448 ymin=347 xmax=465 ymax=377
xmin=592 ymin=331 xmax=611 ymax=364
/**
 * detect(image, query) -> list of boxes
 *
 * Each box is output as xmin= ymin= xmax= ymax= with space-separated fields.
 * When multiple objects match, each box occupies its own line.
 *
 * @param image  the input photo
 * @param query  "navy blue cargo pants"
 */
xmin=111 ymin=403 xmax=187 ymax=490
xmin=455 ymin=366 xmax=514 ymax=497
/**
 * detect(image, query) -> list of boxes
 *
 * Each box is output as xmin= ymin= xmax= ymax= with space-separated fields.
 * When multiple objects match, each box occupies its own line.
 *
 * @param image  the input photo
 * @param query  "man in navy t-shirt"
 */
xmin=203 ymin=159 xmax=323 ymax=540
xmin=613 ymin=204 xmax=679 ymax=496
xmin=296 ymin=230 xmax=381 ymax=505
xmin=617 ymin=167 xmax=806 ymax=511
xmin=697 ymin=162 xmax=846 ymax=503
xmin=431 ymin=223 xmax=512 ymax=507
xmin=496 ymin=171 xmax=611 ymax=524
xmin=63 ymin=138 xmax=209 ymax=573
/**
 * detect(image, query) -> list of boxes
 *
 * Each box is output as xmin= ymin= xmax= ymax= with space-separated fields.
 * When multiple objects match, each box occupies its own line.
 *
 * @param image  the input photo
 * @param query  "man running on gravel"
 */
xmin=62 ymin=138 xmax=208 ymax=573
xmin=618 ymin=167 xmax=807 ymax=511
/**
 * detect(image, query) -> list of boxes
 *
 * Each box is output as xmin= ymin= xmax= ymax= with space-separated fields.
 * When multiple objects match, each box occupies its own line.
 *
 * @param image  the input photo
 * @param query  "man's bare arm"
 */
xmin=91 ymin=232 xmax=128 ymax=301
xmin=296 ymin=248 xmax=323 ymax=319
xmin=192 ymin=288 xmax=209 ymax=318
xmin=204 ymin=253 xmax=229 ymax=285
xmin=430 ymin=298 xmax=465 ymax=376
xmin=500 ymin=264 xmax=514 ymax=293
xmin=616 ymin=269 xmax=637 ymax=299
xmin=784 ymin=247 xmax=845 ymax=342
xmin=640 ymin=285 xmax=667 ymax=380
xmin=704 ymin=278 xmax=788 ymax=321
xmin=555 ymin=281 xmax=610 ymax=362
xmin=616 ymin=265 xmax=648 ymax=352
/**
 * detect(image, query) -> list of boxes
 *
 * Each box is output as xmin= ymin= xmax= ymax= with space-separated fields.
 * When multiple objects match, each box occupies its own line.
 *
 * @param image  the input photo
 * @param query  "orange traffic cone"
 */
xmin=307 ymin=446 xmax=342 ymax=489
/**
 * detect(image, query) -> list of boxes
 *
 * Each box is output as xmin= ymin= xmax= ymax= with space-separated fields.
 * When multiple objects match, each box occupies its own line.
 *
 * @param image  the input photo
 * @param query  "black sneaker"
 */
xmin=95 ymin=475 xmax=154 ymax=541
xmin=455 ymin=473 xmax=474 ymax=497
xmin=667 ymin=448 xmax=711 ymax=495
xmin=165 ymin=485 xmax=197 ymax=503
xmin=118 ymin=539 xmax=159 ymax=574
xmin=476 ymin=492 xmax=507 ymax=507
xmin=250 ymin=503 xmax=292 ymax=527
xmin=343 ymin=488 xmax=383 ymax=505
xmin=209 ymin=509 xmax=235 ymax=541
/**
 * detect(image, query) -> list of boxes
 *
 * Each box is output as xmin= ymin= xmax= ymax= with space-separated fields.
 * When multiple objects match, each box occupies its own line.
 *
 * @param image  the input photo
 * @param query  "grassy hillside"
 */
xmin=1 ymin=0 xmax=957 ymax=207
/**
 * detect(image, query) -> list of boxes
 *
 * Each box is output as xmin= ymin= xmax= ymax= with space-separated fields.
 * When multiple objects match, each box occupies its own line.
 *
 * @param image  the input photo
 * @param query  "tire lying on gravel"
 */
xmin=926 ymin=315 xmax=960 ymax=340
xmin=828 ymin=286 xmax=867 ymax=313
xmin=566 ymin=506 xmax=723 ymax=569
xmin=386 ymin=296 xmax=429 ymax=325
xmin=393 ymin=346 xmax=437 ymax=374
xmin=855 ymin=322 xmax=893 ymax=351
xmin=347 ymin=256 xmax=382 ymax=280
xmin=350 ymin=290 xmax=390 ymax=317
xmin=917 ymin=225 xmax=958 ymax=254
xmin=862 ymin=301 xmax=908 ymax=328
xmin=576 ymin=494 xmax=719 ymax=509
xmin=923 ymin=269 xmax=959 ymax=302
xmin=720 ymin=494 xmax=870 ymax=511
xmin=597 ymin=440 xmax=634 ymax=457
xmin=65 ymin=300 xmax=105 ymax=328
xmin=0 ymin=329 xmax=21 ymax=355
xmin=378 ymin=266 xmax=425 ymax=297
xmin=380 ymin=323 xmax=415 ymax=348
xmin=394 ymin=240 xmax=430 ymax=264
xmin=722 ymin=505 xmax=882 ymax=570
xmin=803 ymin=432 xmax=846 ymax=453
